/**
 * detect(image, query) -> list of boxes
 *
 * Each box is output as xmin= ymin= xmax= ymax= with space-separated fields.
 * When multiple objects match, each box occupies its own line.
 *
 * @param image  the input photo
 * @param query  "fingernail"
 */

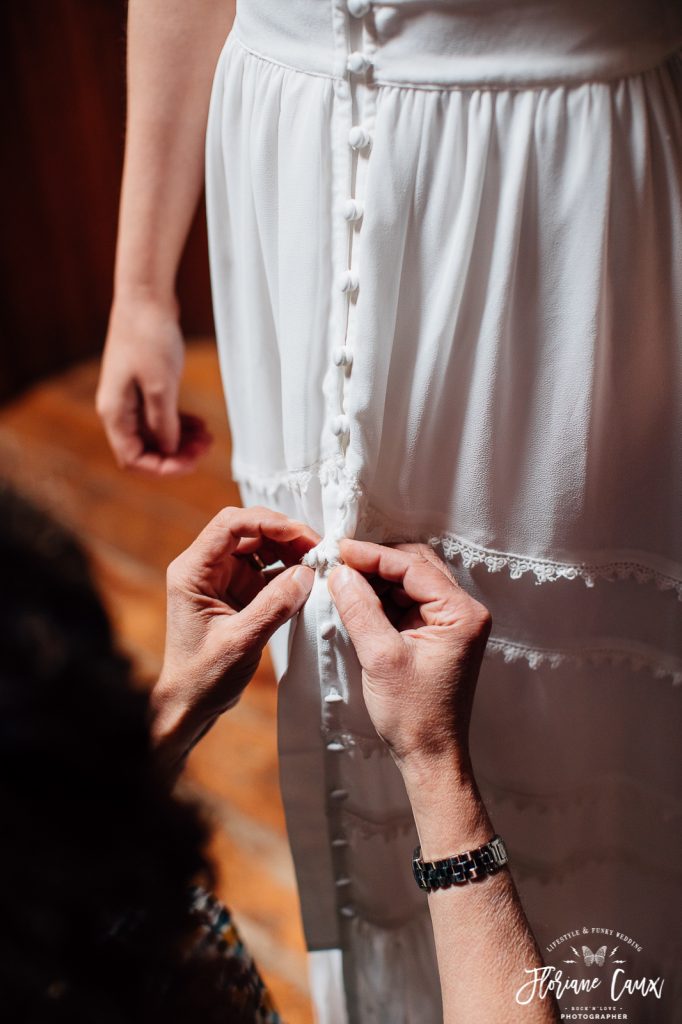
xmin=330 ymin=565 xmax=354 ymax=590
xmin=292 ymin=564 xmax=315 ymax=593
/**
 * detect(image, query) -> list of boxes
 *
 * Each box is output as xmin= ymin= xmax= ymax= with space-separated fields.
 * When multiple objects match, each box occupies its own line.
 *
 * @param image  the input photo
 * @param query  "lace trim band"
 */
xmin=487 ymin=636 xmax=682 ymax=685
xmin=435 ymin=533 xmax=682 ymax=599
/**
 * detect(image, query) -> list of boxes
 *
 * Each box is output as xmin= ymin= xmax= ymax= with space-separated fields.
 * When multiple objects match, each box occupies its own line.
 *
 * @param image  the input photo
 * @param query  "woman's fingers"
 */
xmin=169 ymin=507 xmax=319 ymax=599
xmin=339 ymin=539 xmax=460 ymax=602
xmin=224 ymin=556 xmax=269 ymax=609
xmin=234 ymin=532 xmax=320 ymax=567
xmin=328 ymin=565 xmax=404 ymax=672
xmin=235 ymin=565 xmax=315 ymax=650
xmin=338 ymin=539 xmax=484 ymax=631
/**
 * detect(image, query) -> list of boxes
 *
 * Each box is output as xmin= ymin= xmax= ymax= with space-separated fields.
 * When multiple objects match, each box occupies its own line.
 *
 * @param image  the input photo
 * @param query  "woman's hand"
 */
xmin=328 ymin=541 xmax=491 ymax=778
xmin=150 ymin=506 xmax=318 ymax=772
xmin=96 ymin=297 xmax=213 ymax=475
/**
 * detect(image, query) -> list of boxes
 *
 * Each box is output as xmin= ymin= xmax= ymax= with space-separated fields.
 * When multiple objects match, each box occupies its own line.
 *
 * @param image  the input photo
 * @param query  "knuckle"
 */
xmin=465 ymin=599 xmax=492 ymax=639
xmin=216 ymin=505 xmax=241 ymax=525
xmin=415 ymin=543 xmax=438 ymax=560
xmin=165 ymin=556 xmax=187 ymax=591
xmin=95 ymin=396 xmax=114 ymax=421
xmin=417 ymin=545 xmax=455 ymax=580
xmin=145 ymin=383 xmax=170 ymax=405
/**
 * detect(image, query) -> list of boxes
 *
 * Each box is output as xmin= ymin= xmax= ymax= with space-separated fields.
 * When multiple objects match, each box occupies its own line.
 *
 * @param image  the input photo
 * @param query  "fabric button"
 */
xmin=343 ymin=198 xmax=364 ymax=222
xmin=347 ymin=0 xmax=371 ymax=17
xmin=330 ymin=789 xmax=349 ymax=801
xmin=320 ymin=619 xmax=337 ymax=640
xmin=331 ymin=836 xmax=348 ymax=847
xmin=303 ymin=548 xmax=320 ymax=568
xmin=335 ymin=877 xmax=352 ymax=887
xmin=347 ymin=51 xmax=372 ymax=75
xmin=333 ymin=346 xmax=353 ymax=368
xmin=338 ymin=270 xmax=359 ymax=294
xmin=331 ymin=414 xmax=350 ymax=437
xmin=324 ymin=689 xmax=344 ymax=704
xmin=327 ymin=741 xmax=345 ymax=752
xmin=348 ymin=125 xmax=372 ymax=151
xmin=340 ymin=905 xmax=357 ymax=918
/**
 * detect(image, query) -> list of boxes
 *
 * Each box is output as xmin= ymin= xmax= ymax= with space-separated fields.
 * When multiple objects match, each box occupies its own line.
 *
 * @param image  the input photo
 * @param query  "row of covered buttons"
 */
xmin=321 ymin=0 xmax=375 ymax=929
xmin=336 ymin=5 xmax=371 ymax=409
xmin=341 ymin=0 xmax=371 ymax=310
xmin=329 ymin=785 xmax=353 ymax=916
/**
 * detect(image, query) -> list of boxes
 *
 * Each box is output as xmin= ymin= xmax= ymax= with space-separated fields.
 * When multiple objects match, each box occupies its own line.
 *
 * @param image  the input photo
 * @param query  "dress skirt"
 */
xmin=205 ymin=2 xmax=682 ymax=1021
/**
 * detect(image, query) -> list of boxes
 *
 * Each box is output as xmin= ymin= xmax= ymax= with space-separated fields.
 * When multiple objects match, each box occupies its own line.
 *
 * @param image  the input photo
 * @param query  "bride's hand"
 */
xmin=96 ymin=296 xmax=213 ymax=475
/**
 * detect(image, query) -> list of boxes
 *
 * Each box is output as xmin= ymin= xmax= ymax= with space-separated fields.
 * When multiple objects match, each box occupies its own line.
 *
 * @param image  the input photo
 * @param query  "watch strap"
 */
xmin=412 ymin=834 xmax=508 ymax=892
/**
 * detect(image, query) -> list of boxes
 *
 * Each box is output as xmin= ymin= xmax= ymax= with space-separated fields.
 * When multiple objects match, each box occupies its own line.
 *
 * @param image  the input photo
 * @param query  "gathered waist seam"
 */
xmin=229 ymin=31 xmax=681 ymax=93
xmin=230 ymin=30 xmax=338 ymax=82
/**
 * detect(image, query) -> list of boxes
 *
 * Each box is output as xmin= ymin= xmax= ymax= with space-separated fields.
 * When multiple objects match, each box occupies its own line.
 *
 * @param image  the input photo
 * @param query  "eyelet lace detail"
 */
xmin=435 ymin=532 xmax=682 ymax=598
xmin=487 ymin=636 xmax=682 ymax=685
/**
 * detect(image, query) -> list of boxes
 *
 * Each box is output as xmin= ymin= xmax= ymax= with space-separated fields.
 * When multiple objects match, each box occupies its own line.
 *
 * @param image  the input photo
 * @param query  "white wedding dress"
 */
xmin=205 ymin=2 xmax=682 ymax=1020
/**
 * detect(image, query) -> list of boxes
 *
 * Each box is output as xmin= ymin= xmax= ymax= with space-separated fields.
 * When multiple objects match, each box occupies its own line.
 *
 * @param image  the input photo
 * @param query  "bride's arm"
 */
xmin=96 ymin=0 xmax=235 ymax=474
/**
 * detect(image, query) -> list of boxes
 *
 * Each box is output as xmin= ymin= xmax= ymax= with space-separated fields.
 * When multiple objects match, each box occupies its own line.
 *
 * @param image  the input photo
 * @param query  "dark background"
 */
xmin=0 ymin=0 xmax=214 ymax=400
xmin=0 ymin=6 xmax=312 ymax=1017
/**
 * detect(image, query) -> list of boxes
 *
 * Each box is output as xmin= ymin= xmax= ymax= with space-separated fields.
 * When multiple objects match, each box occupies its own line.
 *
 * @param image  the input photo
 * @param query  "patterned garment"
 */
xmin=188 ymin=887 xmax=282 ymax=1023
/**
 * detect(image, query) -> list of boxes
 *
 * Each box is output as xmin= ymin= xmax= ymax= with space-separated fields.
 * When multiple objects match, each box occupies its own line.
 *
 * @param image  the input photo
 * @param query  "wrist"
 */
xmin=111 ymin=279 xmax=179 ymax=316
xmin=397 ymin=739 xmax=473 ymax=794
xmin=149 ymin=679 xmax=206 ymax=775
xmin=401 ymin=756 xmax=493 ymax=860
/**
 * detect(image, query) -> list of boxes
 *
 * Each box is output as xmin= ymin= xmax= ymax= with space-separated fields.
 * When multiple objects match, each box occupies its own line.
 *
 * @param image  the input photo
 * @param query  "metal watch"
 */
xmin=412 ymin=834 xmax=508 ymax=892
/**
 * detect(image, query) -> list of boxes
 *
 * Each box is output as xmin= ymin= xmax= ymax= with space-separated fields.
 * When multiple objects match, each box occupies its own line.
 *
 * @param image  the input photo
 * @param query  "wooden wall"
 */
xmin=0 ymin=0 xmax=214 ymax=401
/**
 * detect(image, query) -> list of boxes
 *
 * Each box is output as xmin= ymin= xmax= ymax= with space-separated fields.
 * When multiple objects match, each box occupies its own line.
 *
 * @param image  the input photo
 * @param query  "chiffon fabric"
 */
xmin=205 ymin=2 xmax=682 ymax=1021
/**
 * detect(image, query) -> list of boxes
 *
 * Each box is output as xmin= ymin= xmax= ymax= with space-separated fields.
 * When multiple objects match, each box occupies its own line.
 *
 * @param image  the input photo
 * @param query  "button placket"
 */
xmin=329 ymin=3 xmax=377 ymax=469
xmin=319 ymin=4 xmax=379 ymax=940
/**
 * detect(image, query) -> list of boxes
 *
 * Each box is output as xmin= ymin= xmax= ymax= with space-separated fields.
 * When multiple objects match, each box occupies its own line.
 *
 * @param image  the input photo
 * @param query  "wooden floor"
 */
xmin=0 ymin=339 xmax=313 ymax=1023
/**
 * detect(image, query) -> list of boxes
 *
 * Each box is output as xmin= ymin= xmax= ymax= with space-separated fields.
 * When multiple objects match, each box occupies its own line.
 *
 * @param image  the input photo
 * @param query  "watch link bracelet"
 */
xmin=412 ymin=834 xmax=509 ymax=892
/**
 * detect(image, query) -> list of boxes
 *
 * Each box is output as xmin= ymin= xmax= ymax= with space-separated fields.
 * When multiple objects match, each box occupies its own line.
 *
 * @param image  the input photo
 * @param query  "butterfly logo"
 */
xmin=582 ymin=946 xmax=607 ymax=967
xmin=563 ymin=945 xmax=626 ymax=967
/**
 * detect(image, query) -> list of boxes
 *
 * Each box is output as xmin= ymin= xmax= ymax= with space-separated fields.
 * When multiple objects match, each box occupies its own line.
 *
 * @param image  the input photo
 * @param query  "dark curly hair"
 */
xmin=0 ymin=484 xmax=258 ymax=1023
